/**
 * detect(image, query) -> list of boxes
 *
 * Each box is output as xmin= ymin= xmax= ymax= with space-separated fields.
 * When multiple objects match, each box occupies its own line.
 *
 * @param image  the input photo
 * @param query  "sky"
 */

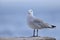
xmin=0 ymin=0 xmax=60 ymax=40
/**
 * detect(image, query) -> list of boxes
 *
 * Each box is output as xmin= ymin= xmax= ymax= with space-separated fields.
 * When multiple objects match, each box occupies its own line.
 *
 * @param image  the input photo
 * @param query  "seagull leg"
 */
xmin=36 ymin=29 xmax=38 ymax=37
xmin=33 ymin=29 xmax=35 ymax=37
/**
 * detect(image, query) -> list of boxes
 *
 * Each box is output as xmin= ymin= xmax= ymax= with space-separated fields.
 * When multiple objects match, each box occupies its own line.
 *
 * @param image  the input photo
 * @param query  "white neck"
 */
xmin=29 ymin=13 xmax=33 ymax=17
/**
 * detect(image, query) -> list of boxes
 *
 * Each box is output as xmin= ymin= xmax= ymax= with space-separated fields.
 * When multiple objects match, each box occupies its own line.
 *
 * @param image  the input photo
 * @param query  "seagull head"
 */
xmin=28 ymin=9 xmax=33 ymax=16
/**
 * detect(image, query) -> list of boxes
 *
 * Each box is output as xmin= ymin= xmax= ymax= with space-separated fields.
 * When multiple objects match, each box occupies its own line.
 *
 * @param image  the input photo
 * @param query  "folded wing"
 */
xmin=32 ymin=18 xmax=56 ymax=29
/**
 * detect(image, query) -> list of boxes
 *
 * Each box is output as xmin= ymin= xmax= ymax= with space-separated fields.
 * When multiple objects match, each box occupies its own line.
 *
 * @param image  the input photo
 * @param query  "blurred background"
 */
xmin=0 ymin=0 xmax=60 ymax=40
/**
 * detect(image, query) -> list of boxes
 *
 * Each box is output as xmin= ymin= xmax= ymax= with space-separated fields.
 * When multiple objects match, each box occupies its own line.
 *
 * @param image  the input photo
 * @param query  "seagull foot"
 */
xmin=35 ymin=35 xmax=40 ymax=37
xmin=31 ymin=35 xmax=40 ymax=37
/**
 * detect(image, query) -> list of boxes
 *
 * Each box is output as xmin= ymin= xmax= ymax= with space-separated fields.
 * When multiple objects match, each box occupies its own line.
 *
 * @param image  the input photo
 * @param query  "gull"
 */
xmin=27 ymin=9 xmax=56 ymax=37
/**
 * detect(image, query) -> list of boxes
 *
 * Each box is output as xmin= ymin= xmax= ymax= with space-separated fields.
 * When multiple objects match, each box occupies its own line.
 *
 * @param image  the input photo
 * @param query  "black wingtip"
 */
xmin=51 ymin=25 xmax=56 ymax=28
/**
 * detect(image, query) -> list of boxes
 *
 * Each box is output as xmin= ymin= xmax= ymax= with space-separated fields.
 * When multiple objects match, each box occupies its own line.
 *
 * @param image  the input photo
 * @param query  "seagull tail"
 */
xmin=50 ymin=25 xmax=56 ymax=28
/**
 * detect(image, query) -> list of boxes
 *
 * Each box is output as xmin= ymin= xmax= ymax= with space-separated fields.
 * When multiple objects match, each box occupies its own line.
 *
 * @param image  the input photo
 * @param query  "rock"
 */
xmin=0 ymin=37 xmax=56 ymax=40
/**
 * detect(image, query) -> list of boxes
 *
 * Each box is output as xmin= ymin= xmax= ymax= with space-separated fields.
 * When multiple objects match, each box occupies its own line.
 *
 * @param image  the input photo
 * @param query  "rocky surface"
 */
xmin=0 ymin=37 xmax=56 ymax=40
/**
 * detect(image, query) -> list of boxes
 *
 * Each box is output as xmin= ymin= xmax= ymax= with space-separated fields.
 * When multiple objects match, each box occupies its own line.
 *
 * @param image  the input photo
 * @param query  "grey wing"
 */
xmin=32 ymin=18 xmax=50 ymax=28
